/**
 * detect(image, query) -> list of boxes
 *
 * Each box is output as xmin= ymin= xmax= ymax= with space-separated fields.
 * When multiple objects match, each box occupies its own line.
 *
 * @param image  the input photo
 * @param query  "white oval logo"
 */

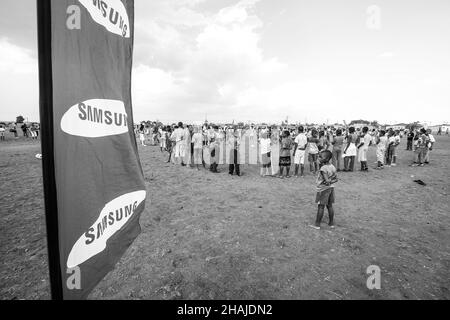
xmin=61 ymin=99 xmax=129 ymax=138
xmin=67 ymin=190 xmax=146 ymax=268
xmin=78 ymin=0 xmax=130 ymax=38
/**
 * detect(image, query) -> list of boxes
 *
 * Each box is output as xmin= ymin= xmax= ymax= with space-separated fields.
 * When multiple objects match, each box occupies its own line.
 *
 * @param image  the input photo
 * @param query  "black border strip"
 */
xmin=37 ymin=0 xmax=63 ymax=300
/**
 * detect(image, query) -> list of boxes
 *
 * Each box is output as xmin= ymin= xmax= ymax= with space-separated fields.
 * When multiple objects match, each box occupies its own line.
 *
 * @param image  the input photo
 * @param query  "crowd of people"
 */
xmin=0 ymin=122 xmax=40 ymax=140
xmin=135 ymin=122 xmax=437 ymax=177
xmin=135 ymin=121 xmax=438 ymax=229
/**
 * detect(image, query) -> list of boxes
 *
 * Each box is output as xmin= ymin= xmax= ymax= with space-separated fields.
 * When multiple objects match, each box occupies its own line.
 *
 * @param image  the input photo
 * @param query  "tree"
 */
xmin=16 ymin=115 xmax=25 ymax=123
xmin=349 ymin=119 xmax=370 ymax=125
xmin=406 ymin=121 xmax=420 ymax=130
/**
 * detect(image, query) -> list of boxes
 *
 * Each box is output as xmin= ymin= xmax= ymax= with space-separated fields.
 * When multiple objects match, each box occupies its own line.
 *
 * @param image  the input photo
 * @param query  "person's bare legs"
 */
xmin=310 ymin=205 xmax=325 ymax=229
xmin=327 ymin=204 xmax=335 ymax=227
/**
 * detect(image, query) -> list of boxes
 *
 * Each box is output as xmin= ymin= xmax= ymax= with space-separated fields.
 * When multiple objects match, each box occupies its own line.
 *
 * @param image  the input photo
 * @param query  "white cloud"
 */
xmin=0 ymin=38 xmax=38 ymax=121
xmin=132 ymin=0 xmax=287 ymax=122
xmin=0 ymin=37 xmax=37 ymax=74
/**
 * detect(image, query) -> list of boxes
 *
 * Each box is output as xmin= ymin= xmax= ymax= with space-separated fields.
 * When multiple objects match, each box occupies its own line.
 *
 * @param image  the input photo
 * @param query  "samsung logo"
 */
xmin=61 ymin=99 xmax=128 ymax=137
xmin=79 ymin=0 xmax=130 ymax=38
xmin=67 ymin=190 xmax=146 ymax=268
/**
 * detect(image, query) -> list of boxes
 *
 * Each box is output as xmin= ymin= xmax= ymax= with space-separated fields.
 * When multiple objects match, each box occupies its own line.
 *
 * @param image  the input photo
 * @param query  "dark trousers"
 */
xmin=407 ymin=139 xmax=413 ymax=150
xmin=229 ymin=149 xmax=240 ymax=175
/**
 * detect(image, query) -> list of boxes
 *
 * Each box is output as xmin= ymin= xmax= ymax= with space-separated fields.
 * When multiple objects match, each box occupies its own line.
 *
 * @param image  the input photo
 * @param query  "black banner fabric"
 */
xmin=47 ymin=0 xmax=145 ymax=299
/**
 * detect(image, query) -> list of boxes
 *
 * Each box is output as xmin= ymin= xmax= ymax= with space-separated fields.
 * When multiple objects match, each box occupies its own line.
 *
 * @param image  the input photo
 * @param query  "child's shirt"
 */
xmin=316 ymin=164 xmax=337 ymax=192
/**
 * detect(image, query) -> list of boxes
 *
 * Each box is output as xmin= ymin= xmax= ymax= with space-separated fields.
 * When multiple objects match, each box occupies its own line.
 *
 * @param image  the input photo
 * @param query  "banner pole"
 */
xmin=37 ymin=0 xmax=64 ymax=300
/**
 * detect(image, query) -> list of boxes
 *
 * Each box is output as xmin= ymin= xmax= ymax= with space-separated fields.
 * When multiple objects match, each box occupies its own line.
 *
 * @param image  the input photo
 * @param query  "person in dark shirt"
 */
xmin=406 ymin=129 xmax=414 ymax=151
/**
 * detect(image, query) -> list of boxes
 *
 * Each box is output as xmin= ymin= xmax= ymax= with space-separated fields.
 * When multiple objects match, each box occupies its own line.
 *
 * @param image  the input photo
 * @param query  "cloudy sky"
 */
xmin=1 ymin=0 xmax=450 ymax=125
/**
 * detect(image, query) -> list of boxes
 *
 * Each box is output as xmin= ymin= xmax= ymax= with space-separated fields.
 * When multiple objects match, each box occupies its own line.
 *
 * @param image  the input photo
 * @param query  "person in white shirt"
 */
xmin=170 ymin=122 xmax=186 ymax=165
xmin=0 ymin=125 xmax=5 ymax=141
xmin=424 ymin=129 xmax=435 ymax=164
xmin=293 ymin=126 xmax=308 ymax=177
xmin=259 ymin=131 xmax=271 ymax=176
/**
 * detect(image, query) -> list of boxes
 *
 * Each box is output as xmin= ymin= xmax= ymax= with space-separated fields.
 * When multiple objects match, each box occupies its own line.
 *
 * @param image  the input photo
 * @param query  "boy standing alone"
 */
xmin=310 ymin=150 xmax=338 ymax=230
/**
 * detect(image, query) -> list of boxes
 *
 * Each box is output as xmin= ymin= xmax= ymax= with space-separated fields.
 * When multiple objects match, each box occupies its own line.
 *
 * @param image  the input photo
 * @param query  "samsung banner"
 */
xmin=38 ymin=0 xmax=145 ymax=299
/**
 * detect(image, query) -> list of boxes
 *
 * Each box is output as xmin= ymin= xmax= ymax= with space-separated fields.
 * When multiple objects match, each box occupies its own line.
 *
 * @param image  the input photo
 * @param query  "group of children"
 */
xmin=137 ymin=123 xmax=439 ymax=231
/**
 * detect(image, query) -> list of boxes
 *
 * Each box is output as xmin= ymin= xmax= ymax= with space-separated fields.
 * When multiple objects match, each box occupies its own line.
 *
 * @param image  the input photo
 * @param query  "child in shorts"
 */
xmin=310 ymin=150 xmax=338 ymax=230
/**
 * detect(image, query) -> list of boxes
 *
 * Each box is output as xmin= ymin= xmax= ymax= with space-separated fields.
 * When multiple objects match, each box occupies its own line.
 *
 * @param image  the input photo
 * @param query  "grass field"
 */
xmin=1 ymin=135 xmax=449 ymax=299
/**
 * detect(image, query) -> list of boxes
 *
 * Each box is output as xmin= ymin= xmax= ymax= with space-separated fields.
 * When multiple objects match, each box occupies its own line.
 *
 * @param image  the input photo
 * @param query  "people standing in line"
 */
xmin=331 ymin=129 xmax=344 ymax=172
xmin=293 ymin=126 xmax=308 ymax=177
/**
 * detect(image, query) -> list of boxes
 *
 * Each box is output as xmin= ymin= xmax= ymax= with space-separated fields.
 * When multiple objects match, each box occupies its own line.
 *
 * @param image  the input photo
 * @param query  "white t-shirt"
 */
xmin=260 ymin=138 xmax=271 ymax=154
xmin=294 ymin=133 xmax=308 ymax=149
xmin=428 ymin=134 xmax=435 ymax=143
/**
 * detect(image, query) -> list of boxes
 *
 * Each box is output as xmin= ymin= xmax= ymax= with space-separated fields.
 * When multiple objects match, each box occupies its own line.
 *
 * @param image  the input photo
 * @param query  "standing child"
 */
xmin=357 ymin=126 xmax=372 ymax=171
xmin=159 ymin=126 xmax=167 ymax=152
xmin=391 ymin=130 xmax=401 ymax=166
xmin=209 ymin=137 xmax=219 ymax=173
xmin=310 ymin=150 xmax=338 ymax=230
xmin=139 ymin=123 xmax=146 ymax=146
xmin=259 ymin=131 xmax=272 ymax=176
xmin=0 ymin=125 xmax=5 ymax=141
xmin=385 ymin=130 xmax=395 ymax=166
xmin=293 ymin=126 xmax=308 ymax=177
xmin=375 ymin=130 xmax=387 ymax=169
xmin=279 ymin=130 xmax=293 ymax=178
xmin=343 ymin=127 xmax=357 ymax=172
xmin=307 ymin=129 xmax=320 ymax=175
xmin=166 ymin=126 xmax=174 ymax=163
xmin=331 ymin=129 xmax=344 ymax=171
